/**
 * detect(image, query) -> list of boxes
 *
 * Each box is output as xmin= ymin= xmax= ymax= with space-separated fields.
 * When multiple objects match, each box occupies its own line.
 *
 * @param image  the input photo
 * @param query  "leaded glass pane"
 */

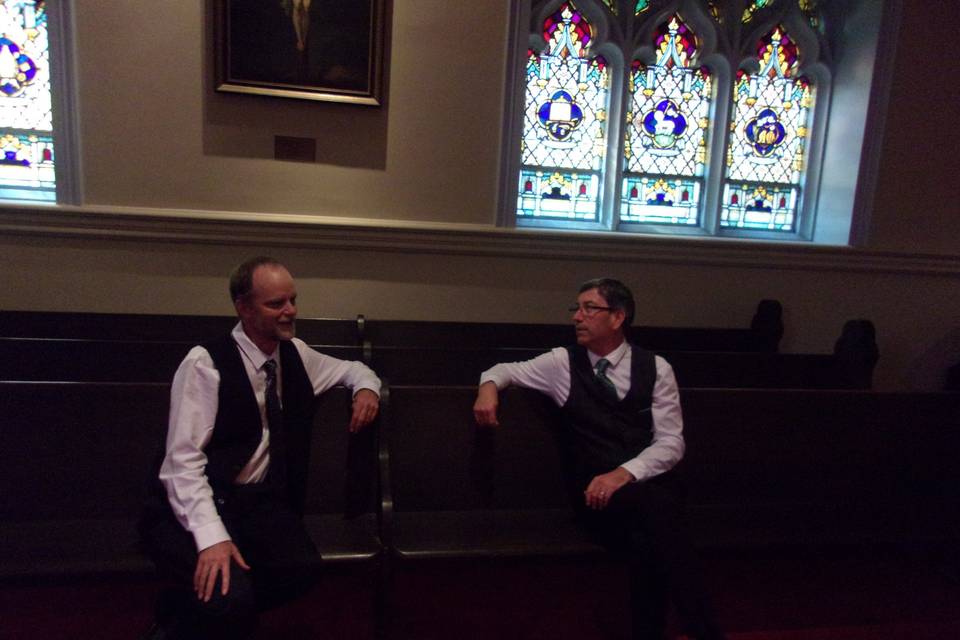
xmin=621 ymin=16 xmax=710 ymax=226
xmin=722 ymin=26 xmax=814 ymax=232
xmin=518 ymin=169 xmax=600 ymax=220
xmin=742 ymin=0 xmax=774 ymax=23
xmin=622 ymin=176 xmax=700 ymax=225
xmin=721 ymin=183 xmax=796 ymax=230
xmin=635 ymin=0 xmax=650 ymax=15
xmin=0 ymin=0 xmax=54 ymax=202
xmin=518 ymin=2 xmax=608 ymax=222
xmin=799 ymin=0 xmax=821 ymax=30
xmin=708 ymin=2 xmax=722 ymax=23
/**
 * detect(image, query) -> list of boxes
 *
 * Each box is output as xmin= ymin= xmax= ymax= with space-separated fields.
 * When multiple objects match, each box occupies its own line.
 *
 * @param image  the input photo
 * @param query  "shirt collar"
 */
xmin=231 ymin=322 xmax=279 ymax=371
xmin=587 ymin=339 xmax=629 ymax=369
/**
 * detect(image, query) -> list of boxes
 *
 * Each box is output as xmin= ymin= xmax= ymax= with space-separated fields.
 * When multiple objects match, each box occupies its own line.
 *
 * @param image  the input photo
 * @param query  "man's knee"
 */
xmin=191 ymin=570 xmax=258 ymax=639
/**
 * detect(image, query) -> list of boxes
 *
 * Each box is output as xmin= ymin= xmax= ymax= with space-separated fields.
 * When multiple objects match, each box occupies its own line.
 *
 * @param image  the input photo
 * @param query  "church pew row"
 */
xmin=1 ymin=305 xmax=876 ymax=388
xmin=3 ymin=377 xmax=957 ymax=635
xmin=0 ymin=383 xmax=382 ymax=585
xmin=3 ymin=337 xmax=848 ymax=389
xmin=368 ymin=346 xmax=866 ymax=388
xmin=1 ymin=301 xmax=782 ymax=352
xmin=381 ymin=385 xmax=960 ymax=561
xmin=378 ymin=385 xmax=958 ymax=635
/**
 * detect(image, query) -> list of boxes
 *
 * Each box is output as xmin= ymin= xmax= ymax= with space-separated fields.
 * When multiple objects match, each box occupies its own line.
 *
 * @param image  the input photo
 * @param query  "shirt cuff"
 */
xmin=192 ymin=519 xmax=231 ymax=552
xmin=479 ymin=372 xmax=506 ymax=389
xmin=619 ymin=461 xmax=646 ymax=482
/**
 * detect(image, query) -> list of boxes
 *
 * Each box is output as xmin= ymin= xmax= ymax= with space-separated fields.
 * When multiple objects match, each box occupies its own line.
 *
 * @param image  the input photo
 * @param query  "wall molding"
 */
xmin=3 ymin=203 xmax=959 ymax=277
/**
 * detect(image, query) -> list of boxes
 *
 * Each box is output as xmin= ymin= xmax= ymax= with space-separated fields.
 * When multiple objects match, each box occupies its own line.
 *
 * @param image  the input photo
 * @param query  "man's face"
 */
xmin=572 ymin=287 xmax=625 ymax=352
xmin=236 ymin=264 xmax=298 ymax=351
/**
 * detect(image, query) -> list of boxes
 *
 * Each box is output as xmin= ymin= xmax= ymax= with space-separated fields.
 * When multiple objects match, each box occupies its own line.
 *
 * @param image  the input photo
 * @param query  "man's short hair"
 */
xmin=579 ymin=278 xmax=635 ymax=328
xmin=229 ymin=256 xmax=283 ymax=302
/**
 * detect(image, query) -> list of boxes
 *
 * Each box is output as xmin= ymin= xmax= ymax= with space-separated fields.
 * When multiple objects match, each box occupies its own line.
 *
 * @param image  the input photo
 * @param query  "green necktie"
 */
xmin=595 ymin=358 xmax=619 ymax=401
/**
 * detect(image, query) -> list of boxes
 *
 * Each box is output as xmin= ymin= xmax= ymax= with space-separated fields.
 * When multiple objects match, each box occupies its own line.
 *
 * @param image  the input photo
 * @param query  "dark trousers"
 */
xmin=139 ymin=484 xmax=319 ymax=639
xmin=576 ymin=471 xmax=723 ymax=640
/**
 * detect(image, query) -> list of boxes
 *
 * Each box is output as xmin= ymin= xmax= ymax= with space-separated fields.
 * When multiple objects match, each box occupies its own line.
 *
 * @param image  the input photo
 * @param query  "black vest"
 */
xmin=558 ymin=344 xmax=657 ymax=490
xmin=145 ymin=335 xmax=317 ymax=522
xmin=203 ymin=335 xmax=316 ymax=514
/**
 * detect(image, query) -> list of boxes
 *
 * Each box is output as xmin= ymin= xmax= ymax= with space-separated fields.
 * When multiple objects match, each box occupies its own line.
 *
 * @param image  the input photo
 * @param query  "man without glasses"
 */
xmin=140 ymin=256 xmax=381 ymax=639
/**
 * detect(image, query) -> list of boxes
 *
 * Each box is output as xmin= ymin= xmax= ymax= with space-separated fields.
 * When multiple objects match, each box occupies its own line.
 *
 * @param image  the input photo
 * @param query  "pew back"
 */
xmin=0 ymin=382 xmax=381 ymax=580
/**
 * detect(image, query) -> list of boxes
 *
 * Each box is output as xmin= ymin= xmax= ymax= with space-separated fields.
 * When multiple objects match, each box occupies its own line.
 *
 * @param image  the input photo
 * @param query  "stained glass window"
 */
xmin=0 ymin=0 xmax=54 ymax=202
xmin=722 ymin=26 xmax=815 ymax=231
xmin=510 ymin=0 xmax=835 ymax=241
xmin=622 ymin=16 xmax=711 ymax=226
xmin=518 ymin=2 xmax=609 ymax=222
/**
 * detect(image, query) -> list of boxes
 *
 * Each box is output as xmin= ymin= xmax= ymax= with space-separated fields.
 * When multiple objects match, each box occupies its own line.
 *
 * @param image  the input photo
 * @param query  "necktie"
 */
xmin=595 ymin=358 xmax=620 ymax=402
xmin=262 ymin=359 xmax=286 ymax=486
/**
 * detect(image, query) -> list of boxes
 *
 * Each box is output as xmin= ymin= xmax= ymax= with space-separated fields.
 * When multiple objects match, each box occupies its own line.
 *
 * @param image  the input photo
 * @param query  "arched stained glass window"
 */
xmin=518 ymin=2 xmax=610 ymax=222
xmin=722 ymin=25 xmax=815 ymax=231
xmin=0 ymin=0 xmax=54 ymax=202
xmin=621 ymin=15 xmax=711 ymax=226
xmin=505 ymin=0 xmax=851 ymax=242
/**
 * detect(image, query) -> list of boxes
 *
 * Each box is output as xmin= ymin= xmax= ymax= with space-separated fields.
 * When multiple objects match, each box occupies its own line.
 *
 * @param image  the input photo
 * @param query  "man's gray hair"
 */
xmin=579 ymin=278 xmax=635 ymax=328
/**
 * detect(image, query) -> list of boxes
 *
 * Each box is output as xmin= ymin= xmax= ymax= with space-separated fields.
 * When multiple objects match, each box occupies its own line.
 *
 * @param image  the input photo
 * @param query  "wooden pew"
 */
xmin=362 ymin=304 xmax=876 ymax=389
xmin=379 ymin=383 xmax=957 ymax=637
xmin=1 ymin=312 xmax=365 ymax=383
xmin=381 ymin=385 xmax=960 ymax=558
xmin=0 ymin=383 xmax=382 ymax=582
xmin=8 ymin=302 xmax=876 ymax=390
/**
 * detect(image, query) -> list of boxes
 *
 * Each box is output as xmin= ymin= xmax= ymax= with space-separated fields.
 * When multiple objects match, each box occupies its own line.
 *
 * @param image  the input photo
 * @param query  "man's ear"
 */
xmin=234 ymin=296 xmax=249 ymax=319
xmin=609 ymin=308 xmax=626 ymax=332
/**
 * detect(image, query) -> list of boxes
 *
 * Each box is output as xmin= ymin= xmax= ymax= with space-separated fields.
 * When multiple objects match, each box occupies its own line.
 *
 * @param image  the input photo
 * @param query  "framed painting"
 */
xmin=215 ymin=0 xmax=385 ymax=105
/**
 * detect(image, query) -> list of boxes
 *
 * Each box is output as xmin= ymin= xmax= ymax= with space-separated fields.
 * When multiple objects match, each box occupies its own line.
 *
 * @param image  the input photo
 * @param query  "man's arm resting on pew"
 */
xmin=473 ymin=381 xmax=501 ymax=426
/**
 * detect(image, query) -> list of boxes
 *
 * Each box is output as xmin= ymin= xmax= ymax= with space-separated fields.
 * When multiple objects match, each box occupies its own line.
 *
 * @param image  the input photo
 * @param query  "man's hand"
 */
xmin=473 ymin=382 xmax=500 ymax=427
xmin=584 ymin=467 xmax=634 ymax=510
xmin=349 ymin=388 xmax=380 ymax=433
xmin=194 ymin=540 xmax=250 ymax=602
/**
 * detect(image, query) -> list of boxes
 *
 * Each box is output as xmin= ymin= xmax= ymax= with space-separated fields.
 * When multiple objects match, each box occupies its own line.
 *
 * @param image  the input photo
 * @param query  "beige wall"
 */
xmin=3 ymin=1 xmax=959 ymax=391
xmin=76 ymin=0 xmax=507 ymax=224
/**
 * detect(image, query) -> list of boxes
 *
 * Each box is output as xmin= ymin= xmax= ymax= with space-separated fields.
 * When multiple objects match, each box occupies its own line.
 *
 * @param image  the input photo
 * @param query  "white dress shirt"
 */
xmin=159 ymin=323 xmax=381 ymax=552
xmin=480 ymin=340 xmax=685 ymax=482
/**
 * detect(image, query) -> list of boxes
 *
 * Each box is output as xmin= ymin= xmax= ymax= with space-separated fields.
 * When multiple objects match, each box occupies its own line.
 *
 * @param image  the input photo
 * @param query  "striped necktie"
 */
xmin=262 ymin=359 xmax=286 ymax=486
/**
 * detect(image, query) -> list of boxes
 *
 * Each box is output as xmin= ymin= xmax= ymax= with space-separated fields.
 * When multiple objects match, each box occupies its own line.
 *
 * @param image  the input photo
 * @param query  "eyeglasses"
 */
xmin=568 ymin=303 xmax=614 ymax=316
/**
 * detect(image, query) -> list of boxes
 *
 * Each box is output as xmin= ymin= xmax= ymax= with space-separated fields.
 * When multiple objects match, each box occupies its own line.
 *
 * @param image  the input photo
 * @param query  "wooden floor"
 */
xmin=1 ymin=544 xmax=958 ymax=639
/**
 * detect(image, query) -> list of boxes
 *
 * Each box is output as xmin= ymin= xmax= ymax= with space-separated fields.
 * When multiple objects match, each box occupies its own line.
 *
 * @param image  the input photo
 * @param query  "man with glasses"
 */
xmin=473 ymin=278 xmax=723 ymax=640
